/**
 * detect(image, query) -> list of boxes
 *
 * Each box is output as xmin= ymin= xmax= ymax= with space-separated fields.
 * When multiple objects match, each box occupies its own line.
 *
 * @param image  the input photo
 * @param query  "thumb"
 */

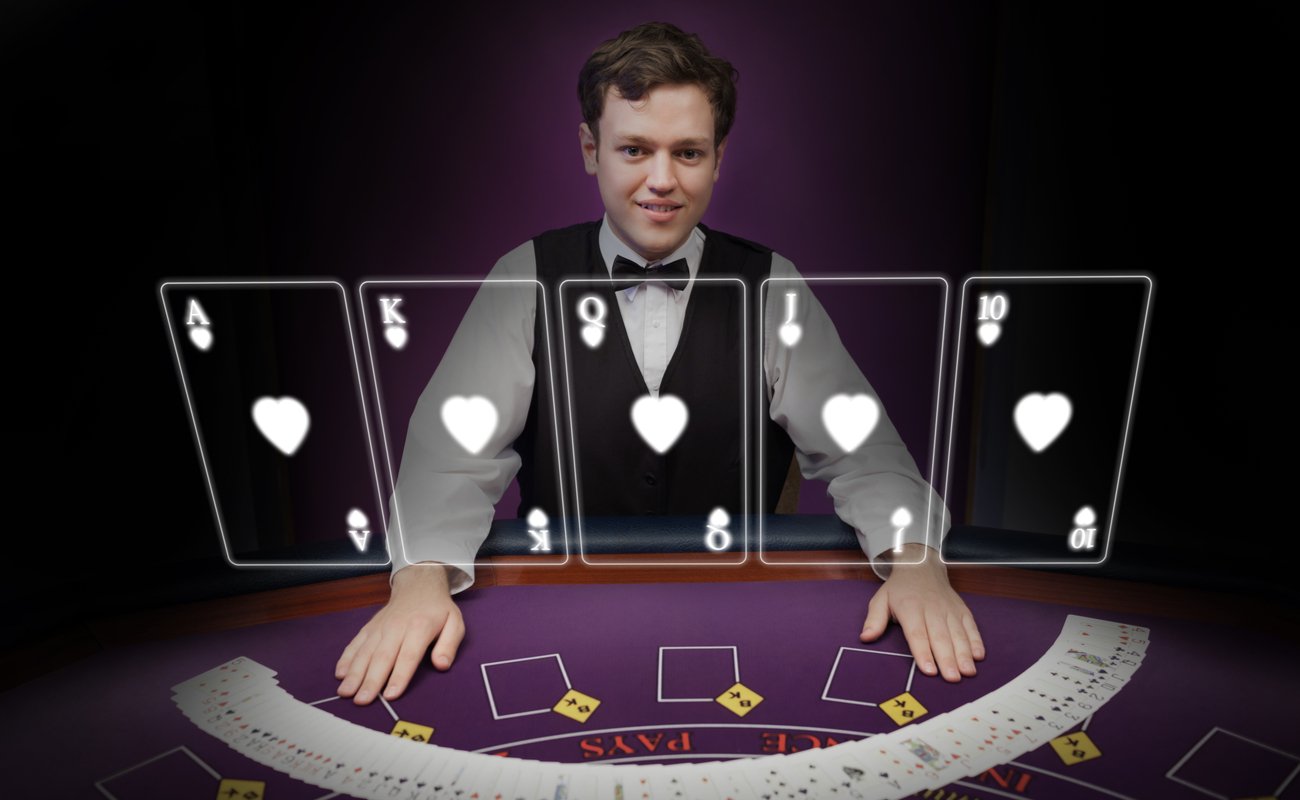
xmin=860 ymin=586 xmax=891 ymax=642
xmin=430 ymin=609 xmax=465 ymax=671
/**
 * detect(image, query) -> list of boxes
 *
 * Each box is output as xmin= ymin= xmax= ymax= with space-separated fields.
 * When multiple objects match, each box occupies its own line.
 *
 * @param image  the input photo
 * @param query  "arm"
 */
xmin=336 ymin=242 xmax=539 ymax=704
xmin=764 ymin=256 xmax=983 ymax=681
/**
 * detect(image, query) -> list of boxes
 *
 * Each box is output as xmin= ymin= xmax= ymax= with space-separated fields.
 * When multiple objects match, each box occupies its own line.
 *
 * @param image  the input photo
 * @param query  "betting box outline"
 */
xmin=358 ymin=278 xmax=572 ymax=572
xmin=942 ymin=273 xmax=1155 ymax=567
xmin=757 ymin=275 xmax=950 ymax=568
xmin=820 ymin=646 xmax=918 ymax=707
xmin=656 ymin=645 xmax=741 ymax=703
xmin=95 ymin=745 xmax=221 ymax=799
xmin=1165 ymin=726 xmax=1300 ymax=800
xmin=559 ymin=277 xmax=750 ymax=567
xmin=160 ymin=280 xmax=392 ymax=569
xmin=480 ymin=653 xmax=573 ymax=720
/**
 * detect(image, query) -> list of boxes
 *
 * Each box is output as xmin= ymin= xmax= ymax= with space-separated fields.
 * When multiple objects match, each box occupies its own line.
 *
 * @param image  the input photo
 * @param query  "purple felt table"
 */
xmin=4 ymin=580 xmax=1298 ymax=800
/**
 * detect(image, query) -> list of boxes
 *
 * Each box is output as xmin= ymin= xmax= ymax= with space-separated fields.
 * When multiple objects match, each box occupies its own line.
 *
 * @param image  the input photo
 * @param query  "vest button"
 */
xmin=643 ymin=472 xmax=657 ymax=486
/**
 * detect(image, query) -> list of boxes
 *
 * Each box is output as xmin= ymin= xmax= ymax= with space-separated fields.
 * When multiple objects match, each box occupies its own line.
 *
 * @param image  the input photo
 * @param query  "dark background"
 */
xmin=5 ymin=1 xmax=1297 ymax=650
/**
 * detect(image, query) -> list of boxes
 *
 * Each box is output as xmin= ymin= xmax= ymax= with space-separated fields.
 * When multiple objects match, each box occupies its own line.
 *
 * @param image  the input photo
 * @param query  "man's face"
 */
xmin=580 ymin=83 xmax=726 ymax=263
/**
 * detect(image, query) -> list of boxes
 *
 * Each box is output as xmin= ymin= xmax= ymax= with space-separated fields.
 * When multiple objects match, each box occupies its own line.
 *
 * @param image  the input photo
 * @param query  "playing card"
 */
xmin=160 ymin=280 xmax=388 ymax=566
xmin=943 ymin=274 xmax=1153 ymax=564
xmin=757 ymin=274 xmax=951 ymax=567
xmin=557 ymin=275 xmax=750 ymax=567
xmin=357 ymin=279 xmax=569 ymax=571
xmin=170 ymin=655 xmax=278 ymax=698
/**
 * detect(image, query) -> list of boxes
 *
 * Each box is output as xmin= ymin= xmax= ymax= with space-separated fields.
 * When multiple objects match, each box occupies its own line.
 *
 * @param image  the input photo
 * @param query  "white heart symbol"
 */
xmin=1073 ymin=505 xmax=1096 ymax=528
xmin=977 ymin=322 xmax=1001 ymax=347
xmin=346 ymin=508 xmax=369 ymax=529
xmin=779 ymin=323 xmax=802 ymax=348
xmin=526 ymin=507 xmax=549 ymax=529
xmin=821 ymin=393 xmax=879 ymax=453
xmin=708 ymin=507 xmax=730 ymax=528
xmin=581 ymin=324 xmax=604 ymax=349
xmin=251 ymin=396 xmax=310 ymax=456
xmin=189 ymin=327 xmax=213 ymax=351
xmin=1014 ymin=392 xmax=1072 ymax=452
xmin=384 ymin=325 xmax=408 ymax=350
xmin=631 ymin=394 xmax=688 ymax=454
xmin=440 ymin=395 xmax=498 ymax=455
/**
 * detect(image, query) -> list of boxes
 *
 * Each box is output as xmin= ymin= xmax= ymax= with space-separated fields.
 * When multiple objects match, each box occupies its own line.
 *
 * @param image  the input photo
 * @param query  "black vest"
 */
xmin=515 ymin=221 xmax=795 ymax=521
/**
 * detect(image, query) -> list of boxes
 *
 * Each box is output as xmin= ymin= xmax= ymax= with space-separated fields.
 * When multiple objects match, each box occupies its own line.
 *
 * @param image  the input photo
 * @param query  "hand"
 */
xmin=859 ymin=544 xmax=985 ymax=682
xmin=335 ymin=564 xmax=465 ymax=705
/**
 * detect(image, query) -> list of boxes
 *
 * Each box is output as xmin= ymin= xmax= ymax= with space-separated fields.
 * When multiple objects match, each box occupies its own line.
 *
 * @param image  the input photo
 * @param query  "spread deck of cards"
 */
xmin=170 ymin=615 xmax=1145 ymax=800
xmin=34 ymin=580 xmax=1291 ymax=800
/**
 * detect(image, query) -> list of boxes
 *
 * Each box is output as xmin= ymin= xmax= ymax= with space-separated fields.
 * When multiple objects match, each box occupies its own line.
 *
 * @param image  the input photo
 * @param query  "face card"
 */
xmin=160 ymin=281 xmax=388 ymax=566
xmin=758 ymin=275 xmax=951 ymax=568
xmin=559 ymin=276 xmax=749 ymax=567
xmin=943 ymin=275 xmax=1153 ymax=565
xmin=358 ymin=279 xmax=569 ymax=572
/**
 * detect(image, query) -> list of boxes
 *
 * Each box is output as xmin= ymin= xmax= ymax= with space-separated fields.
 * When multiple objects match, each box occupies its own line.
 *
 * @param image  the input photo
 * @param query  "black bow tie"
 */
xmin=610 ymin=255 xmax=691 ymax=291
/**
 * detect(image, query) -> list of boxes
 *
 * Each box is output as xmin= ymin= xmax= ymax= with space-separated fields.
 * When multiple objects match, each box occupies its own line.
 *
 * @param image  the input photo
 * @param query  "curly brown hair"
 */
xmin=578 ymin=22 xmax=739 ymax=149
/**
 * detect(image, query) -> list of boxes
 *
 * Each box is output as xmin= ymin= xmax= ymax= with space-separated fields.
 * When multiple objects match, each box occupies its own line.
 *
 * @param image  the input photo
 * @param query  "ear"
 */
xmin=713 ymin=137 xmax=728 ymax=182
xmin=579 ymin=122 xmax=599 ymax=175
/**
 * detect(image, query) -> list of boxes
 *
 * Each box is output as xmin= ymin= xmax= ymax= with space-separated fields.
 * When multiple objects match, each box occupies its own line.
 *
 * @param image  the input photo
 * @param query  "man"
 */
xmin=335 ymin=22 xmax=982 ymax=706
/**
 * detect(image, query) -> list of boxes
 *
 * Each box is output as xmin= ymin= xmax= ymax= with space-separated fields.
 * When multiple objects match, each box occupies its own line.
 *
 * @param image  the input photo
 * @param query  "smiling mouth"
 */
xmin=638 ymin=202 xmax=681 ymax=213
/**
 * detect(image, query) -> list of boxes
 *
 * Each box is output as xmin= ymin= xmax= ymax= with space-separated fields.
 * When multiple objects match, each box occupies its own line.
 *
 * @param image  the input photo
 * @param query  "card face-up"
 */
xmin=357 ymin=280 xmax=567 ymax=570
xmin=160 ymin=281 xmax=388 ymax=566
xmin=943 ymin=275 xmax=1153 ymax=565
xmin=758 ymin=276 xmax=950 ymax=567
xmin=559 ymin=277 xmax=749 ymax=566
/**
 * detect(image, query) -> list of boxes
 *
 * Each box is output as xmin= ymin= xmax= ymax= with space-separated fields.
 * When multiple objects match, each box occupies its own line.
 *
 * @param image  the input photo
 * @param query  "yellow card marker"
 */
xmin=553 ymin=689 xmax=601 ymax=723
xmin=880 ymin=692 xmax=928 ymax=726
xmin=715 ymin=682 xmax=764 ymax=717
xmin=390 ymin=720 xmax=435 ymax=743
xmin=216 ymin=778 xmax=265 ymax=799
xmin=1050 ymin=731 xmax=1102 ymax=765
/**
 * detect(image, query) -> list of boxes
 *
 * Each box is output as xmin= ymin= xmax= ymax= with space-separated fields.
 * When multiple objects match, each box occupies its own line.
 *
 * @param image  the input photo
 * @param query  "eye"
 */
xmin=620 ymin=146 xmax=644 ymax=157
xmin=680 ymin=149 xmax=704 ymax=161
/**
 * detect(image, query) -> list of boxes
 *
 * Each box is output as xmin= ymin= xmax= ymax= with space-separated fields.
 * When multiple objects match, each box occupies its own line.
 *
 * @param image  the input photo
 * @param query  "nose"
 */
xmin=645 ymin=152 xmax=678 ymax=194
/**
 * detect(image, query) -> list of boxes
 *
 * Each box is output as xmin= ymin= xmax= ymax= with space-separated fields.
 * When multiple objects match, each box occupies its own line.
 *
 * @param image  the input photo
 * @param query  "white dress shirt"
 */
xmin=387 ymin=216 xmax=949 ymax=592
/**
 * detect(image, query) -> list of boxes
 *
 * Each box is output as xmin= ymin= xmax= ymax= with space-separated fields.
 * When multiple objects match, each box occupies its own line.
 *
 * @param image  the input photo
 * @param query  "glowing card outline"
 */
xmin=942 ymin=273 xmax=1154 ymax=567
xmin=159 ymin=279 xmax=391 ymax=568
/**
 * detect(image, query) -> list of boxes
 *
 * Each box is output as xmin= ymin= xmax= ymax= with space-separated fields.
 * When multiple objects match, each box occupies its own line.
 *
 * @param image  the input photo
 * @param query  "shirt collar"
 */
xmin=598 ymin=214 xmax=705 ymax=300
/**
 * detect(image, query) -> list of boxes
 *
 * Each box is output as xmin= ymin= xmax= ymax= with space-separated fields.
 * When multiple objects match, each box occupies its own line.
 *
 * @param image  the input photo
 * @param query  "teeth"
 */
xmin=641 ymin=204 xmax=677 ymax=212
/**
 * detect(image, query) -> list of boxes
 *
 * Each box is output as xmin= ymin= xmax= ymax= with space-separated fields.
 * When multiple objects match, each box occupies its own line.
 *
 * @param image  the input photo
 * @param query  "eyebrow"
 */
xmin=615 ymin=134 xmax=711 ymax=149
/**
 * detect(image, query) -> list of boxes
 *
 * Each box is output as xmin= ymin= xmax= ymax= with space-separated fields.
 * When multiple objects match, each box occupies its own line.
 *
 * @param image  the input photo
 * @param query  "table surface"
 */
xmin=5 ymin=556 xmax=1300 ymax=800
xmin=78 ymin=550 xmax=1298 ymax=648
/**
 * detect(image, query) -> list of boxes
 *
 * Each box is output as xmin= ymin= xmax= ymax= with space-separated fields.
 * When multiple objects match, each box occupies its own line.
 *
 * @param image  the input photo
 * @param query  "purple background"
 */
xmin=14 ymin=0 xmax=1296 ymax=657
xmin=283 ymin=2 xmax=992 ymax=281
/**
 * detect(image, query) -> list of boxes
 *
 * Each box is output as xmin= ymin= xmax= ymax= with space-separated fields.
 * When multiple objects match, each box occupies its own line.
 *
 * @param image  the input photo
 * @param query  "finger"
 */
xmin=355 ymin=628 xmax=403 ymax=705
xmin=962 ymin=613 xmax=986 ymax=661
xmin=925 ymin=608 xmax=961 ymax=682
xmin=859 ymin=588 xmax=891 ymax=642
xmin=431 ymin=609 xmax=465 ymax=670
xmin=383 ymin=624 xmax=437 ymax=700
xmin=338 ymin=632 xmax=378 ymax=699
xmin=897 ymin=609 xmax=936 ymax=677
xmin=947 ymin=615 xmax=977 ymax=677
xmin=335 ymin=628 xmax=369 ymax=680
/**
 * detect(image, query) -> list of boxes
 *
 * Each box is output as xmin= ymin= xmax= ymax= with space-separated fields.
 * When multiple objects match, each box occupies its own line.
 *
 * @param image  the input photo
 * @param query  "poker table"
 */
xmin=5 ymin=541 xmax=1299 ymax=800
